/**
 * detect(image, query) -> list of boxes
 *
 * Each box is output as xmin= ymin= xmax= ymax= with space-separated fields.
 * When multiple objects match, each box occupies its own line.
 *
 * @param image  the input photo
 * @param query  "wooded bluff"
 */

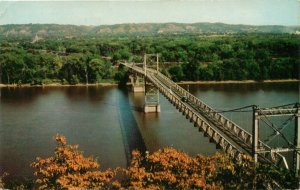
xmin=0 ymin=32 xmax=299 ymax=85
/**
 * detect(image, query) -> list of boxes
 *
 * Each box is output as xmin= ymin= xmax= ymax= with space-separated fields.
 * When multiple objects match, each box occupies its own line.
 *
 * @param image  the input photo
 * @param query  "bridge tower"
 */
xmin=143 ymin=54 xmax=160 ymax=113
xmin=0 ymin=67 xmax=1 ymax=97
xmin=252 ymin=103 xmax=300 ymax=175
xmin=294 ymin=103 xmax=300 ymax=176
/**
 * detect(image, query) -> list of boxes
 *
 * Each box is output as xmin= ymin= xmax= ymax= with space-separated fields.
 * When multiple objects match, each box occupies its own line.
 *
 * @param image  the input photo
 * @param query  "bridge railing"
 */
xmin=146 ymin=71 xmax=244 ymax=161
xmin=153 ymin=70 xmax=287 ymax=168
xmin=156 ymin=71 xmax=253 ymax=141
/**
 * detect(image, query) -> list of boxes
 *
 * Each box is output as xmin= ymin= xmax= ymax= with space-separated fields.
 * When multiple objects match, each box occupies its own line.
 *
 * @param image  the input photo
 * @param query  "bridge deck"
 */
xmin=122 ymin=62 xmax=287 ymax=168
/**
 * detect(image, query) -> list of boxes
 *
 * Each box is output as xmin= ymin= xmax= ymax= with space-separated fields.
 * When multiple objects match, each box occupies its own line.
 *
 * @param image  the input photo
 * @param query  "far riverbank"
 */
xmin=177 ymin=79 xmax=299 ymax=85
xmin=0 ymin=79 xmax=298 ymax=88
xmin=0 ymin=82 xmax=118 ymax=88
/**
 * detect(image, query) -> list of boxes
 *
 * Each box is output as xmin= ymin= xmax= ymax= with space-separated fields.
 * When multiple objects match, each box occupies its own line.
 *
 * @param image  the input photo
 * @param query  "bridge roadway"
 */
xmin=121 ymin=62 xmax=287 ymax=167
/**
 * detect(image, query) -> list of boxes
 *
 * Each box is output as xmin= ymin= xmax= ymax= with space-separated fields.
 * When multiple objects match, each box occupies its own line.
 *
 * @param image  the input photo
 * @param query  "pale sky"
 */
xmin=0 ymin=0 xmax=299 ymax=26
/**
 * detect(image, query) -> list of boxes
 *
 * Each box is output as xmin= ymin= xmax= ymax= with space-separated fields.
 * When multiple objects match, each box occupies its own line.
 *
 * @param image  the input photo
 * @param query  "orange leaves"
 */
xmin=31 ymin=138 xmax=225 ymax=190
xmin=32 ymin=135 xmax=282 ymax=189
xmin=124 ymin=147 xmax=216 ymax=189
xmin=31 ymin=134 xmax=113 ymax=189
xmin=54 ymin=134 xmax=67 ymax=146
xmin=0 ymin=172 xmax=8 ymax=189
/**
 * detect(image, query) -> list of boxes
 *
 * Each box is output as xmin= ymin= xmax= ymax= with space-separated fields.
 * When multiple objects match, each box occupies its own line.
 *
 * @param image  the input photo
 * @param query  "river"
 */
xmin=0 ymin=82 xmax=298 ymax=180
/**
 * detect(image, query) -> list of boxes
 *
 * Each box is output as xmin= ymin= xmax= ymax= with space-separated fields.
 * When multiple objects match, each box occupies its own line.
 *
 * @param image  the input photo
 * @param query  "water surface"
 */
xmin=0 ymin=82 xmax=298 ymax=180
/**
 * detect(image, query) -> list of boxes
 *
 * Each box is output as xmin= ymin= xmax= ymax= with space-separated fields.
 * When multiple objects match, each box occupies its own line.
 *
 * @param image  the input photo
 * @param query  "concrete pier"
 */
xmin=132 ymin=85 xmax=145 ymax=92
xmin=130 ymin=75 xmax=145 ymax=92
xmin=144 ymin=104 xmax=160 ymax=113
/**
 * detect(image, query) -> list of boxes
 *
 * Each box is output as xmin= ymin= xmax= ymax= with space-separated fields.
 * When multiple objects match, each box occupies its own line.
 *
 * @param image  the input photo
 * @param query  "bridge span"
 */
xmin=120 ymin=58 xmax=299 ymax=177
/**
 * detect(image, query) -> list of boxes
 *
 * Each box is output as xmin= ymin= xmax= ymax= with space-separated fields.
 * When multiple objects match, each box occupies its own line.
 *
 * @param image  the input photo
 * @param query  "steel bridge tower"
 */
xmin=252 ymin=103 xmax=300 ymax=176
xmin=143 ymin=54 xmax=160 ymax=113
xmin=129 ymin=54 xmax=160 ymax=113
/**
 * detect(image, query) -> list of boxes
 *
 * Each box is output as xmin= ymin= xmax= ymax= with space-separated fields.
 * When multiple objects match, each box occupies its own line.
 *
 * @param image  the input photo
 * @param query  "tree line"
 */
xmin=0 ymin=34 xmax=299 ymax=84
xmin=0 ymin=50 xmax=113 ymax=85
xmin=0 ymin=134 xmax=297 ymax=189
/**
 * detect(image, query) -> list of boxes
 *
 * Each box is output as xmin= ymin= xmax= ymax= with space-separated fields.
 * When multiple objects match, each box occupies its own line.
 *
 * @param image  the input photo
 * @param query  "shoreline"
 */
xmin=0 ymin=79 xmax=298 ymax=88
xmin=177 ymin=79 xmax=299 ymax=85
xmin=0 ymin=82 xmax=119 ymax=88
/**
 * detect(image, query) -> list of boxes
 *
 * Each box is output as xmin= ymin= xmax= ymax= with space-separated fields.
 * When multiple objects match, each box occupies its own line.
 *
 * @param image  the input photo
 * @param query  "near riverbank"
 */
xmin=0 ymin=79 xmax=298 ymax=88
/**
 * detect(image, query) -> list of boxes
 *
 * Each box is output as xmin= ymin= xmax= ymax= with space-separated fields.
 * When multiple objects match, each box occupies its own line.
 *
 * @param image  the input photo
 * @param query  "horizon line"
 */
xmin=1 ymin=22 xmax=299 ymax=27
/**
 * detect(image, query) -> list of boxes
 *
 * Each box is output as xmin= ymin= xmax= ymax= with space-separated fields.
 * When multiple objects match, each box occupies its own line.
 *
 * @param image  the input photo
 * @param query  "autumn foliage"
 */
xmin=0 ymin=172 xmax=8 ymax=189
xmin=123 ymin=149 xmax=220 ymax=189
xmin=30 ymin=134 xmax=297 ymax=189
xmin=31 ymin=134 xmax=114 ymax=189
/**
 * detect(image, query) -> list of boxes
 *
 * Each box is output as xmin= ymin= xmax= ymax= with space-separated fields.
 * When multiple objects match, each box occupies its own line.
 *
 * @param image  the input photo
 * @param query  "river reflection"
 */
xmin=0 ymin=82 xmax=298 ymax=181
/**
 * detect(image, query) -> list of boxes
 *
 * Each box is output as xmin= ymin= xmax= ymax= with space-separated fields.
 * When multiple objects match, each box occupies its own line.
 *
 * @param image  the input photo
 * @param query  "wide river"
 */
xmin=0 ymin=82 xmax=298 ymax=180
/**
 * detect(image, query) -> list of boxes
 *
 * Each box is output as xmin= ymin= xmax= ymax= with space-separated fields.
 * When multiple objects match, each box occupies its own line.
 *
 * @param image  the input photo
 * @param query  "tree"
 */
xmin=0 ymin=172 xmax=8 ymax=189
xmin=218 ymin=44 xmax=234 ymax=59
xmin=59 ymin=54 xmax=86 ymax=84
xmin=198 ymin=65 xmax=213 ymax=80
xmin=122 ymin=148 xmax=218 ymax=189
xmin=212 ymin=152 xmax=298 ymax=189
xmin=88 ymin=58 xmax=113 ymax=83
xmin=269 ymin=58 xmax=294 ymax=79
xmin=114 ymin=65 xmax=129 ymax=86
xmin=31 ymin=134 xmax=113 ymax=190
xmin=0 ymin=52 xmax=25 ymax=84
xmin=168 ymin=65 xmax=185 ymax=82
xmin=111 ymin=48 xmax=131 ymax=63
xmin=26 ymin=135 xmax=298 ymax=189
xmin=182 ymin=62 xmax=201 ymax=81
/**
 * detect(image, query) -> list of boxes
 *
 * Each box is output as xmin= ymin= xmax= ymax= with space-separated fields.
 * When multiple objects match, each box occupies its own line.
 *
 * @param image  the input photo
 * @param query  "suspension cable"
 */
xmin=215 ymin=102 xmax=298 ymax=114
xmin=214 ymin=105 xmax=255 ymax=113
xmin=262 ymin=102 xmax=298 ymax=110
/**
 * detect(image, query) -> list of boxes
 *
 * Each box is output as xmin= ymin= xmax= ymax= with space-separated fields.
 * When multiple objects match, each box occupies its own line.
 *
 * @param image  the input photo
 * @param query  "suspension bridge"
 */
xmin=120 ymin=54 xmax=300 ymax=178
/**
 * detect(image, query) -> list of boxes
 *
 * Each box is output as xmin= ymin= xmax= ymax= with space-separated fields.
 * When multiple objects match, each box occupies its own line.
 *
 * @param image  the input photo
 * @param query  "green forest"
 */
xmin=0 ymin=33 xmax=299 ymax=85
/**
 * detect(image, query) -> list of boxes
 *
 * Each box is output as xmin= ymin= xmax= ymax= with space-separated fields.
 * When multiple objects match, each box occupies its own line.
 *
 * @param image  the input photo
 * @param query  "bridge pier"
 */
xmin=144 ymin=104 xmax=161 ymax=113
xmin=144 ymin=77 xmax=160 ymax=113
xmin=129 ymin=73 xmax=160 ymax=113
xmin=132 ymin=85 xmax=145 ymax=92
xmin=130 ymin=74 xmax=145 ymax=92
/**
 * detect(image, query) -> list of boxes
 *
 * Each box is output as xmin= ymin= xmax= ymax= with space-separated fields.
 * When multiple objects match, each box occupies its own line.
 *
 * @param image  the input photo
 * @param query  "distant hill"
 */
xmin=0 ymin=23 xmax=299 ymax=38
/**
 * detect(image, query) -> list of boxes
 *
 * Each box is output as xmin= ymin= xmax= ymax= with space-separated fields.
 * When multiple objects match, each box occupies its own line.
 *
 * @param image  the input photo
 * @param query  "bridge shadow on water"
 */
xmin=117 ymin=87 xmax=147 ymax=166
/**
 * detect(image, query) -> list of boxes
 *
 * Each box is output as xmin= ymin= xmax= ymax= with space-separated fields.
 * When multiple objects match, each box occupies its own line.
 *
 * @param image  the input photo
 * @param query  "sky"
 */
xmin=0 ymin=0 xmax=299 ymax=26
